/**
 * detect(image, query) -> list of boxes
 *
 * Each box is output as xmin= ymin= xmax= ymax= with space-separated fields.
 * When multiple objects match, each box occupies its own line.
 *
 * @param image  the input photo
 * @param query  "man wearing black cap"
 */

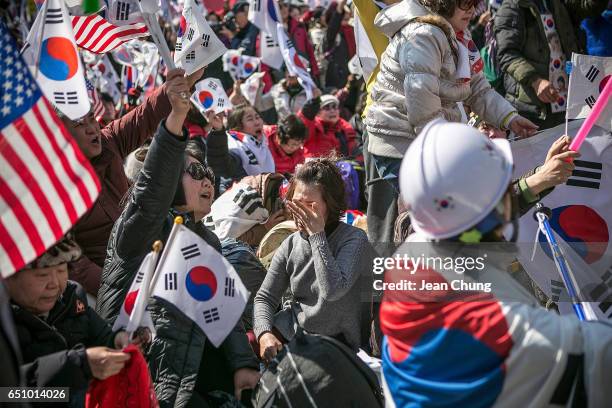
xmin=225 ymin=1 xmax=259 ymax=56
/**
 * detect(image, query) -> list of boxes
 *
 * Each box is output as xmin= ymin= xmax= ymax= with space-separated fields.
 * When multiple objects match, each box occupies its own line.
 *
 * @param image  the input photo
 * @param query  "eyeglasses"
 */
xmin=185 ymin=161 xmax=214 ymax=182
xmin=321 ymin=103 xmax=338 ymax=111
xmin=458 ymin=0 xmax=477 ymax=10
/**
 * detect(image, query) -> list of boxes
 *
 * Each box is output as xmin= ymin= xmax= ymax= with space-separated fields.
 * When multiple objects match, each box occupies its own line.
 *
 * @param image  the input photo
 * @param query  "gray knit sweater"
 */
xmin=253 ymin=222 xmax=374 ymax=350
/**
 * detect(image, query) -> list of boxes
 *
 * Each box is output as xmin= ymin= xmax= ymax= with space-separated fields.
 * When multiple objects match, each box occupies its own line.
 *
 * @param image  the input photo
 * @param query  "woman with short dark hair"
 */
xmin=264 ymin=113 xmax=307 ymax=176
xmin=253 ymin=158 xmax=375 ymax=362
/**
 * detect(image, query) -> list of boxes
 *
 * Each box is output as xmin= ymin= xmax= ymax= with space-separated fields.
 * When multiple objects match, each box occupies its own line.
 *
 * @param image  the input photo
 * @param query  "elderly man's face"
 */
xmin=61 ymin=110 xmax=103 ymax=159
xmin=6 ymin=264 xmax=68 ymax=315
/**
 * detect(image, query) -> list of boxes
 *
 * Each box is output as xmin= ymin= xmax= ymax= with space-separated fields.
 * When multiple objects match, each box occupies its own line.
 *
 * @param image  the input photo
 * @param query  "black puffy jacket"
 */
xmin=96 ymin=122 xmax=258 ymax=407
xmin=12 ymin=281 xmax=114 ymax=394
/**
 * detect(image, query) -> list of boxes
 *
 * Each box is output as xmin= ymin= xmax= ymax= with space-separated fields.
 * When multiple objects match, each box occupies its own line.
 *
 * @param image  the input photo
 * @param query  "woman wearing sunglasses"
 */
xmin=97 ymin=84 xmax=260 ymax=406
xmin=298 ymin=93 xmax=359 ymax=160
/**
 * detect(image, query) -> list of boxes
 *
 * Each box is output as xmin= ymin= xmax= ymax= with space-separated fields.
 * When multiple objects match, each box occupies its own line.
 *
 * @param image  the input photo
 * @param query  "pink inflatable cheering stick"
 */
xmin=569 ymin=78 xmax=612 ymax=152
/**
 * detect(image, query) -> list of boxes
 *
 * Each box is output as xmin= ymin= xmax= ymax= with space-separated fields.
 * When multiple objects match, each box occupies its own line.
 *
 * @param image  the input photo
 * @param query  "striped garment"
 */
xmin=0 ymin=24 xmax=100 ymax=276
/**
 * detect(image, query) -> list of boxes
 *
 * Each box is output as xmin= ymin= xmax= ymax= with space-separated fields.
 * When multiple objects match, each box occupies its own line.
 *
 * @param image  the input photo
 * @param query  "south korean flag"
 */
xmin=222 ymin=50 xmax=260 ymax=80
xmin=566 ymin=53 xmax=612 ymax=131
xmin=106 ymin=0 xmax=159 ymax=25
xmin=240 ymin=71 xmax=266 ymax=106
xmin=238 ymin=54 xmax=260 ymax=79
xmin=23 ymin=0 xmax=90 ymax=120
xmin=151 ymin=223 xmax=249 ymax=347
xmin=174 ymin=0 xmax=227 ymax=75
xmin=512 ymin=120 xmax=612 ymax=320
xmin=112 ymin=250 xmax=157 ymax=337
xmin=277 ymin=23 xmax=316 ymax=99
xmin=222 ymin=49 xmax=243 ymax=80
xmin=190 ymin=77 xmax=232 ymax=115
xmin=261 ymin=33 xmax=283 ymax=70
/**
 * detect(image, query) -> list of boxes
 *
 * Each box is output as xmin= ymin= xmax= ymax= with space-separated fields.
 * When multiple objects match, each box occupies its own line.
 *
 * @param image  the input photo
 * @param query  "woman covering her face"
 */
xmin=253 ymin=158 xmax=376 ymax=363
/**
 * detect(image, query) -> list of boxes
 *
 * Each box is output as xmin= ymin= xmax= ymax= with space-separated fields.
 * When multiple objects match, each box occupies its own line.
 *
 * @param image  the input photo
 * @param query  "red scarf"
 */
xmin=86 ymin=345 xmax=159 ymax=408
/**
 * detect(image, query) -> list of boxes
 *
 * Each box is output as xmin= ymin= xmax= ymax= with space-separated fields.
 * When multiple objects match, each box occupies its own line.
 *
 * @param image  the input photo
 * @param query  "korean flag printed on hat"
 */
xmin=174 ymin=0 xmax=227 ymax=75
xmin=23 ymin=0 xmax=90 ymax=120
xmin=190 ymin=77 xmax=232 ymax=115
xmin=151 ymin=223 xmax=249 ymax=347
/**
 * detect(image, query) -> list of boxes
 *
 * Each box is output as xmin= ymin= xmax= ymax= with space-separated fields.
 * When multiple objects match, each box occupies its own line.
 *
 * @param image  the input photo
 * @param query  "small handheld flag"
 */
xmin=71 ymin=14 xmax=149 ymax=54
xmin=23 ymin=0 xmax=91 ymax=120
xmin=190 ymin=78 xmax=232 ymax=115
xmin=112 ymin=241 xmax=162 ymax=338
xmin=174 ymin=0 xmax=227 ymax=75
xmin=277 ymin=23 xmax=316 ymax=99
xmin=223 ymin=50 xmax=261 ymax=80
xmin=566 ymin=53 xmax=612 ymax=136
xmin=150 ymin=220 xmax=249 ymax=347
xmin=240 ymin=71 xmax=266 ymax=106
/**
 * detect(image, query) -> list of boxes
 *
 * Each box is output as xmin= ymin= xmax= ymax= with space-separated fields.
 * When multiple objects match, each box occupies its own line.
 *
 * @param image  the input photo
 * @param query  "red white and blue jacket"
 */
xmin=380 ymin=234 xmax=612 ymax=408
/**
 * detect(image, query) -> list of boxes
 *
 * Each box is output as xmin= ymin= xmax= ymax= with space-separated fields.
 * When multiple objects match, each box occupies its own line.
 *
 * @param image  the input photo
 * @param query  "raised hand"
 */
xmin=509 ymin=115 xmax=538 ymax=139
xmin=286 ymin=200 xmax=325 ymax=236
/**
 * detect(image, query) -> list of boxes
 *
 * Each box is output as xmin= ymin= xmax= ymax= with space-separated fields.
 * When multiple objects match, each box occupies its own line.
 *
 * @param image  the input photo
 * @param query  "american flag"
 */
xmin=71 ymin=14 xmax=148 ymax=54
xmin=86 ymin=78 xmax=105 ymax=122
xmin=0 ymin=23 xmax=100 ymax=277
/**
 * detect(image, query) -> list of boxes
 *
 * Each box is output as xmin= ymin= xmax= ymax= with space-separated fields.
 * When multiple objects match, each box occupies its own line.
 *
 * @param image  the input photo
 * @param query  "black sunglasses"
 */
xmin=185 ymin=161 xmax=214 ymax=182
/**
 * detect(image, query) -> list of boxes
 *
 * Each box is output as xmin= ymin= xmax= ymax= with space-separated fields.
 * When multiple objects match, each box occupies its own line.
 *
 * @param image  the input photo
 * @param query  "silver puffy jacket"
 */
xmin=364 ymin=0 xmax=516 ymax=158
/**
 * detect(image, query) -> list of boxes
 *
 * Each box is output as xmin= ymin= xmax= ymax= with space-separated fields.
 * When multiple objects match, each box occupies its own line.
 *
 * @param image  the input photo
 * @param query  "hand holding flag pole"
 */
xmin=533 ymin=204 xmax=593 ymax=321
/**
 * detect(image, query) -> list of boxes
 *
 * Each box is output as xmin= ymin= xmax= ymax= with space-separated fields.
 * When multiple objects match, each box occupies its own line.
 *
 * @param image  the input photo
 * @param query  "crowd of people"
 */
xmin=0 ymin=0 xmax=611 ymax=406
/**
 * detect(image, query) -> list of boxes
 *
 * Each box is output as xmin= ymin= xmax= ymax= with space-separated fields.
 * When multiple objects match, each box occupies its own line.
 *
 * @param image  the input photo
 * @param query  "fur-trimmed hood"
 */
xmin=374 ymin=0 xmax=454 ymax=42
